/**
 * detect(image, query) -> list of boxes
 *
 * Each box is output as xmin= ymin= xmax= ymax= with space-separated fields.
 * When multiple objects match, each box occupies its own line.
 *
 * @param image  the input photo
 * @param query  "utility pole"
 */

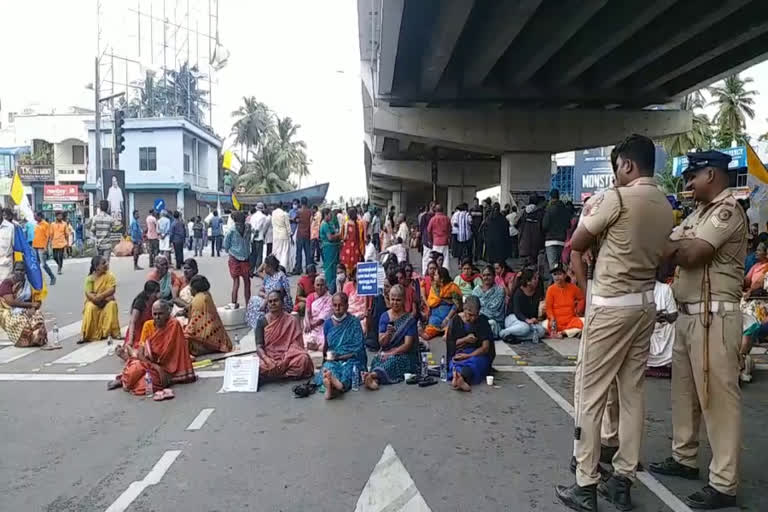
xmin=94 ymin=56 xmax=103 ymax=203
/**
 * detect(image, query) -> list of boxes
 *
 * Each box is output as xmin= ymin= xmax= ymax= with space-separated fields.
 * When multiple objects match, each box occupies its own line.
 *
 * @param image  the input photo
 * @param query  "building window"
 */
xmin=101 ymin=148 xmax=112 ymax=170
xmin=139 ymin=147 xmax=157 ymax=171
xmin=184 ymin=154 xmax=191 ymax=174
xmin=72 ymin=145 xmax=85 ymax=165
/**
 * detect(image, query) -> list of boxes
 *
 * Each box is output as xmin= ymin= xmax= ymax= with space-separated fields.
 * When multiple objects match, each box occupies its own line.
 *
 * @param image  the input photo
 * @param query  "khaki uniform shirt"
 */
xmin=671 ymin=189 xmax=746 ymax=303
xmin=580 ymin=177 xmax=674 ymax=297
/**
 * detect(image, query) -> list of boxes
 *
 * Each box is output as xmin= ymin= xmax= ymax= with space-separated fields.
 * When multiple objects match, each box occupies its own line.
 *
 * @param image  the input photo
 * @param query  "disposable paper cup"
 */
xmin=404 ymin=373 xmax=414 ymax=380
xmin=486 ymin=376 xmax=494 ymax=386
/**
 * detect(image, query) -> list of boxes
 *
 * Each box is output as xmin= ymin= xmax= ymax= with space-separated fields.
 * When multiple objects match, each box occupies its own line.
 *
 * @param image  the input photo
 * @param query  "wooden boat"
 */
xmin=196 ymin=182 xmax=329 ymax=207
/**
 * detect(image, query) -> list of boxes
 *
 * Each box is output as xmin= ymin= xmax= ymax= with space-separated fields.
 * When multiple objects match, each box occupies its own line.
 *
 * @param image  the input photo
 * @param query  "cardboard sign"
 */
xmin=218 ymin=355 xmax=259 ymax=393
xmin=356 ymin=261 xmax=379 ymax=296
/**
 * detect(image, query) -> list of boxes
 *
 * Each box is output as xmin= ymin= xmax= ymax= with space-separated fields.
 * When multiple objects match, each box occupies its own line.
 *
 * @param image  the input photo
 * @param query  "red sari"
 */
xmin=340 ymin=220 xmax=364 ymax=273
xmin=120 ymin=317 xmax=196 ymax=395
xmin=260 ymin=311 xmax=314 ymax=379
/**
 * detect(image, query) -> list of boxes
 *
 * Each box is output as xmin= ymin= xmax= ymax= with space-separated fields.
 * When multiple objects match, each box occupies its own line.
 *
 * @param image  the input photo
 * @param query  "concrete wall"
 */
xmin=54 ymin=138 xmax=87 ymax=183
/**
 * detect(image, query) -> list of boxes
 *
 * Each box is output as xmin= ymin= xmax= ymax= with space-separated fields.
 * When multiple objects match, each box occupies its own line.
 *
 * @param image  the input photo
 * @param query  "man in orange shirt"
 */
xmin=50 ymin=212 xmax=69 ymax=275
xmin=32 ymin=211 xmax=56 ymax=285
xmin=544 ymin=263 xmax=585 ymax=338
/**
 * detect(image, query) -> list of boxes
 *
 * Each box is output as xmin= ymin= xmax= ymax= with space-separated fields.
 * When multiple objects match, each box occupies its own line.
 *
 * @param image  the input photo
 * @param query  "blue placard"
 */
xmin=154 ymin=198 xmax=166 ymax=212
xmin=356 ymin=262 xmax=379 ymax=296
xmin=672 ymin=146 xmax=747 ymax=176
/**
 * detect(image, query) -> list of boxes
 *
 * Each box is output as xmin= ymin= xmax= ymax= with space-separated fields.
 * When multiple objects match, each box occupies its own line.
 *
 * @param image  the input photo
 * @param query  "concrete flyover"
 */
xmin=358 ymin=0 xmax=768 ymax=213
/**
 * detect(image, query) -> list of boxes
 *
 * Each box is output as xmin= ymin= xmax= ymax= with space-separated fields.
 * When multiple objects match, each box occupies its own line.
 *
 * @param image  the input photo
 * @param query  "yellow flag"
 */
xmin=10 ymin=171 xmax=23 ymax=205
xmin=231 ymin=193 xmax=241 ymax=211
xmin=222 ymin=150 xmax=233 ymax=170
xmin=747 ymin=144 xmax=768 ymax=184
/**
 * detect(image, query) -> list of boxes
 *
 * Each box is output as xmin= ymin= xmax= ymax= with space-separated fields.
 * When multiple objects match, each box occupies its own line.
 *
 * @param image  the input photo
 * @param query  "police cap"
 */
xmin=683 ymin=150 xmax=732 ymax=174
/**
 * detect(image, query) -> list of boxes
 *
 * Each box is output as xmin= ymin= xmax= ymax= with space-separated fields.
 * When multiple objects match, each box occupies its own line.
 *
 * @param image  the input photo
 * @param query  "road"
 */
xmin=1 ymin=250 xmax=766 ymax=511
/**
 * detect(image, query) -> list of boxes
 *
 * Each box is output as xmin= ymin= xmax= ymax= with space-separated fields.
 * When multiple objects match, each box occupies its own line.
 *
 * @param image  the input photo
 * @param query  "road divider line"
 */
xmin=522 ymin=368 xmax=692 ymax=512
xmin=0 ymin=347 xmax=41 ymax=364
xmin=186 ymin=408 xmax=214 ymax=431
xmin=104 ymin=450 xmax=181 ymax=512
xmin=494 ymin=340 xmax=518 ymax=357
xmin=0 ymin=371 xmax=225 ymax=381
xmin=495 ymin=365 xmax=576 ymax=373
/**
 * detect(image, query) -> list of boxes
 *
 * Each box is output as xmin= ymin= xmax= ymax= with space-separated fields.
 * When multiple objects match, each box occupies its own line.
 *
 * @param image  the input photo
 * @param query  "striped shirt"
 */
xmin=90 ymin=213 xmax=114 ymax=251
xmin=457 ymin=211 xmax=472 ymax=243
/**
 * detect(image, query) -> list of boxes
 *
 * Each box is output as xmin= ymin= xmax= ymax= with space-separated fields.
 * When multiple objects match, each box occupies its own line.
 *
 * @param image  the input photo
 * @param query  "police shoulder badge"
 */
xmin=583 ymin=192 xmax=605 ymax=217
xmin=717 ymin=208 xmax=732 ymax=222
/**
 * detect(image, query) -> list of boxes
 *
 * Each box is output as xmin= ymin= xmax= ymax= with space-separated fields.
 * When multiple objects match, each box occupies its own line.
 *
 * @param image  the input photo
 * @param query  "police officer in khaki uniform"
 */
xmin=649 ymin=151 xmax=746 ymax=509
xmin=556 ymin=135 xmax=673 ymax=511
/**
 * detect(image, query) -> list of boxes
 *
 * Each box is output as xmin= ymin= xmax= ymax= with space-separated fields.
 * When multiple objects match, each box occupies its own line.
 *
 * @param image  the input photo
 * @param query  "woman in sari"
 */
xmin=109 ymin=300 xmax=196 ymax=399
xmin=342 ymin=265 xmax=368 ymax=329
xmin=421 ymin=260 xmax=438 ymax=300
xmin=364 ymin=285 xmax=420 ymax=388
xmin=454 ymin=259 xmax=481 ymax=297
xmin=315 ymin=292 xmax=367 ymax=399
xmin=340 ymin=207 xmax=364 ymax=275
xmin=319 ymin=208 xmax=342 ymax=293
xmin=472 ymin=265 xmax=506 ymax=336
xmin=80 ymin=255 xmax=121 ymax=343
xmin=422 ymin=267 xmax=463 ymax=340
xmin=173 ymin=258 xmax=198 ymax=312
xmin=494 ymin=261 xmax=517 ymax=296
xmin=125 ymin=280 xmax=160 ymax=348
xmin=246 ymin=255 xmax=293 ymax=328
xmin=381 ymin=210 xmax=394 ymax=250
xmin=184 ymin=275 xmax=232 ymax=356
xmin=741 ymin=242 xmax=768 ymax=334
xmin=294 ymin=264 xmax=317 ymax=316
xmin=254 ymin=290 xmax=314 ymax=382
xmin=447 ymin=296 xmax=493 ymax=392
xmin=303 ymin=275 xmax=333 ymax=350
xmin=0 ymin=265 xmax=48 ymax=347
xmin=146 ymin=255 xmax=183 ymax=302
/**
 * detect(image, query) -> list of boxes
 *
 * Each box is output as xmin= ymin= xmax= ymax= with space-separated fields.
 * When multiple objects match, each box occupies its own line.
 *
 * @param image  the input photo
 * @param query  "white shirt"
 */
xmin=364 ymin=242 xmax=377 ymax=262
xmin=396 ymin=222 xmax=409 ymax=246
xmin=451 ymin=211 xmax=460 ymax=235
xmin=272 ymin=208 xmax=291 ymax=240
xmin=264 ymin=215 xmax=273 ymax=243
xmin=387 ymin=243 xmax=407 ymax=264
xmin=649 ymin=281 xmax=676 ymax=368
xmin=249 ymin=210 xmax=268 ymax=241
xmin=0 ymin=220 xmax=14 ymax=280
xmin=107 ymin=185 xmax=123 ymax=217
xmin=507 ymin=212 xmax=519 ymax=237
xmin=187 ymin=221 xmax=194 ymax=237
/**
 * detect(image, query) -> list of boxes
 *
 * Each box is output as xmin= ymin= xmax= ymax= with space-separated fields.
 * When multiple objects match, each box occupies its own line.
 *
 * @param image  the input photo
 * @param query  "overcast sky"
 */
xmin=1 ymin=1 xmax=768 ymax=200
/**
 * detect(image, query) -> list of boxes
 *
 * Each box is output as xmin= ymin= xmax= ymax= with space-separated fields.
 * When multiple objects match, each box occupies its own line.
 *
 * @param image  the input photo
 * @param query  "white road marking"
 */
xmin=355 ymin=444 xmax=431 ymax=512
xmin=0 ymin=371 xmax=225 ymax=381
xmin=52 ymin=340 xmax=113 ymax=365
xmin=186 ymin=408 xmax=215 ymax=431
xmin=494 ymin=340 xmax=518 ymax=357
xmin=104 ymin=450 xmax=181 ymax=512
xmin=0 ymin=346 xmax=41 ymax=364
xmin=495 ymin=365 xmax=576 ymax=373
xmin=522 ymin=368 xmax=693 ymax=512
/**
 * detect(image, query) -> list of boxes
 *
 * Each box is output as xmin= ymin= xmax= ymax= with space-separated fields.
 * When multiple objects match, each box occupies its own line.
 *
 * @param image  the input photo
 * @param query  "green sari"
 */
xmin=320 ymin=220 xmax=340 ymax=292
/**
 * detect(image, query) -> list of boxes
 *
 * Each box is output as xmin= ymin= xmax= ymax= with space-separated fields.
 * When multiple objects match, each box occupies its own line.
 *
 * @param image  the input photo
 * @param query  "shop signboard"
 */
xmin=18 ymin=165 xmax=54 ymax=182
xmin=43 ymin=184 xmax=80 ymax=202
xmin=42 ymin=202 xmax=77 ymax=212
xmin=672 ymin=146 xmax=747 ymax=176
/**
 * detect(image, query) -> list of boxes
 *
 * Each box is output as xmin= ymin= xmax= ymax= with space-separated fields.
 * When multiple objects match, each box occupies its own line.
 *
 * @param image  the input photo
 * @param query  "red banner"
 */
xmin=43 ymin=185 xmax=80 ymax=202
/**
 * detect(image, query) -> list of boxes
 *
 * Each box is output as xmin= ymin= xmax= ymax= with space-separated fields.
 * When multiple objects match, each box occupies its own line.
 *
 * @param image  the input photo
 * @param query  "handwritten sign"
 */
xmin=356 ymin=261 xmax=379 ymax=296
xmin=218 ymin=355 xmax=259 ymax=393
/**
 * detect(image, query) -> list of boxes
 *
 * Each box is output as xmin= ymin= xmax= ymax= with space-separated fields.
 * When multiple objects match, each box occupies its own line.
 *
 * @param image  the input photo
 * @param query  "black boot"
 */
xmin=599 ymin=444 xmax=618 ymax=465
xmin=683 ymin=485 xmax=737 ymax=509
xmin=598 ymin=474 xmax=633 ymax=511
xmin=648 ymin=457 xmax=699 ymax=480
xmin=570 ymin=456 xmax=612 ymax=481
xmin=555 ymin=482 xmax=597 ymax=512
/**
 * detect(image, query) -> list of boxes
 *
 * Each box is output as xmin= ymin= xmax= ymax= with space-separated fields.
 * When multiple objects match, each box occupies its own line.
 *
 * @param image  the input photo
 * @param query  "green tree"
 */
xmin=658 ymin=91 xmax=712 ymax=157
xmin=709 ymin=74 xmax=757 ymax=147
xmin=655 ymin=158 xmax=682 ymax=195
xmin=231 ymin=97 xmax=273 ymax=164
xmin=273 ymin=116 xmax=310 ymax=186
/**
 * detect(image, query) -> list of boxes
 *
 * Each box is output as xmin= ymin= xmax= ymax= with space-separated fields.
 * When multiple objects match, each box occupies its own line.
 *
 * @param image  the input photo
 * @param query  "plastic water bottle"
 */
xmin=51 ymin=323 xmax=60 ymax=347
xmin=532 ymin=327 xmax=540 ymax=344
xmin=551 ymin=318 xmax=558 ymax=336
xmin=421 ymin=353 xmax=428 ymax=378
xmin=351 ymin=364 xmax=360 ymax=391
xmin=107 ymin=335 xmax=115 ymax=356
xmin=440 ymin=356 xmax=447 ymax=381
xmin=144 ymin=370 xmax=153 ymax=397
xmin=233 ymin=333 xmax=241 ymax=352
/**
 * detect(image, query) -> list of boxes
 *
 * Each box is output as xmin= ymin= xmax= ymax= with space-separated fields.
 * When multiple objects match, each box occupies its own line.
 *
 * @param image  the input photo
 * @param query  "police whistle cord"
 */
xmin=574 ymin=262 xmax=594 ymax=441
xmin=700 ymin=265 xmax=712 ymax=410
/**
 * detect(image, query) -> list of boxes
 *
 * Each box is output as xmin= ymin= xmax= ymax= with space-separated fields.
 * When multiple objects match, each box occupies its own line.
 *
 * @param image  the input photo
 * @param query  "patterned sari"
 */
xmin=343 ymin=281 xmax=368 ymax=331
xmin=0 ymin=279 xmax=47 ymax=347
xmin=259 ymin=311 xmax=314 ymax=380
xmin=184 ymin=291 xmax=232 ymax=356
xmin=423 ymin=282 xmax=462 ymax=339
xmin=303 ymin=292 xmax=333 ymax=350
xmin=472 ymin=283 xmax=506 ymax=336
xmin=314 ymin=314 xmax=367 ymax=391
xmin=369 ymin=311 xmax=420 ymax=384
xmin=340 ymin=219 xmax=364 ymax=273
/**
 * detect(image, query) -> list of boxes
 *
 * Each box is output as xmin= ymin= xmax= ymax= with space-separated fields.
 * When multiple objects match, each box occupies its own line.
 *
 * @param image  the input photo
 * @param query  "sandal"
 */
xmin=153 ymin=390 xmax=165 ymax=401
xmin=107 ymin=378 xmax=122 ymax=390
xmin=293 ymin=381 xmax=318 ymax=398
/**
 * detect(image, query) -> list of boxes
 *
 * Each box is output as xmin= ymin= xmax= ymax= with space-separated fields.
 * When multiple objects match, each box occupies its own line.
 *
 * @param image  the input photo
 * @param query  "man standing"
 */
xmin=310 ymin=205 xmax=322 ymax=262
xmin=20 ymin=216 xmax=35 ymax=245
xmin=157 ymin=210 xmax=171 ymax=260
xmin=420 ymin=202 xmax=435 ymax=273
xmin=542 ymin=188 xmax=571 ymax=269
xmin=145 ymin=209 xmax=159 ymax=267
xmin=51 ymin=212 xmax=68 ymax=275
xmin=272 ymin=202 xmax=292 ymax=270
xmin=649 ymin=151 xmax=746 ymax=509
xmin=427 ymin=204 xmax=451 ymax=271
xmin=470 ymin=198 xmax=484 ymax=260
xmin=370 ymin=208 xmax=381 ymax=252
xmin=507 ymin=205 xmax=520 ymax=259
xmin=293 ymin=197 xmax=312 ymax=274
xmin=0 ymin=209 xmax=14 ymax=282
xmin=192 ymin=216 xmax=204 ymax=257
xmin=456 ymin=203 xmax=473 ymax=262
xmin=130 ymin=210 xmax=144 ymax=270
xmin=170 ymin=211 xmax=186 ymax=270
xmin=209 ymin=210 xmax=223 ymax=257
xmin=516 ymin=195 xmax=545 ymax=266
xmin=556 ymin=135 xmax=673 ymax=511
xmin=249 ymin=202 xmax=268 ymax=274
xmin=223 ymin=211 xmax=252 ymax=308
xmin=90 ymin=201 xmax=115 ymax=261
xmin=32 ymin=212 xmax=55 ymax=285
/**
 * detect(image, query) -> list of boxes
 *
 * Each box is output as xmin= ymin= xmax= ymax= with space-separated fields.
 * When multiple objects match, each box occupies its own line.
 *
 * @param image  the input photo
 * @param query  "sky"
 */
xmin=2 ymin=1 xmax=768 ymax=202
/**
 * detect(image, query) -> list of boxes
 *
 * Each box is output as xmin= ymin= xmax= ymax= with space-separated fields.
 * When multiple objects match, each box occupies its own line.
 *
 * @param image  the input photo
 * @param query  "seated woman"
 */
xmin=293 ymin=264 xmax=317 ymax=316
xmin=342 ymin=265 xmax=368 ymax=330
xmin=146 ymin=255 xmax=183 ymax=302
xmin=364 ymin=284 xmax=420 ymax=388
xmin=246 ymin=255 xmax=293 ymax=328
xmin=253 ymin=290 xmax=314 ymax=382
xmin=315 ymin=292 xmax=367 ymax=399
xmin=543 ymin=263 xmax=585 ymax=338
xmin=421 ymin=260 xmax=438 ymax=300
xmin=125 ymin=280 xmax=160 ymax=349
xmin=184 ymin=275 xmax=233 ymax=356
xmin=422 ymin=267 xmax=462 ymax=340
xmin=109 ymin=300 xmax=196 ymax=399
xmin=447 ymin=296 xmax=493 ymax=392
xmin=365 ymin=278 xmax=392 ymax=351
xmin=303 ymin=275 xmax=333 ymax=350
xmin=0 ymin=264 xmax=48 ymax=347
xmin=499 ymin=269 xmax=546 ymax=342
xmin=494 ymin=260 xmax=517 ymax=296
xmin=80 ymin=255 xmax=121 ymax=343
xmin=454 ymin=259 xmax=481 ymax=297
xmin=472 ymin=265 xmax=506 ymax=336
xmin=173 ymin=258 xmax=199 ymax=313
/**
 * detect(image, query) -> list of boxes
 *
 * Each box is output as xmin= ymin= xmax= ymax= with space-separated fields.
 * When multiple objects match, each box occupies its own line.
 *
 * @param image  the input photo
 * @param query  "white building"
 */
xmin=86 ymin=117 xmax=222 ymax=218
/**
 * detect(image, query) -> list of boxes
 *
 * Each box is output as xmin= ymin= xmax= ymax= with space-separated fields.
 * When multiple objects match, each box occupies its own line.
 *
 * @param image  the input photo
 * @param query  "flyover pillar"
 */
xmin=447 ymin=186 xmax=477 ymax=213
xmin=392 ymin=190 xmax=408 ymax=216
xmin=500 ymin=153 xmax=552 ymax=207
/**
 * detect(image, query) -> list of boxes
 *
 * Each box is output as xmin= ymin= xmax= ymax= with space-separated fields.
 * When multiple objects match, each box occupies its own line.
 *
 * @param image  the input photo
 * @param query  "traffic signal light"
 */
xmin=114 ymin=109 xmax=126 ymax=154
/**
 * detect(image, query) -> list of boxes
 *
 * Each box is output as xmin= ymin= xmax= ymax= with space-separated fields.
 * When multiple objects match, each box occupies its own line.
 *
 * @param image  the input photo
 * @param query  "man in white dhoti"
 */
xmin=271 ymin=202 xmax=293 ymax=272
xmin=106 ymin=176 xmax=123 ymax=219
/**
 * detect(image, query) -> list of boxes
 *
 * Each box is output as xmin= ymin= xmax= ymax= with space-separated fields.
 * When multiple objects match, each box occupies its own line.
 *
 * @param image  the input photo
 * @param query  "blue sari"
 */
xmin=320 ymin=221 xmax=340 ymax=293
xmin=447 ymin=315 xmax=492 ymax=385
xmin=314 ymin=314 xmax=367 ymax=391
xmin=369 ymin=311 xmax=420 ymax=384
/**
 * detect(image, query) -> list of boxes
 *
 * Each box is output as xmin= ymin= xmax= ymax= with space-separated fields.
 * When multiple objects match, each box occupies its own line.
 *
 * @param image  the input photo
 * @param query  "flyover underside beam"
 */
xmin=376 ymin=0 xmax=404 ymax=96
xmin=372 ymin=107 xmax=691 ymax=154
xmin=420 ymin=0 xmax=475 ymax=93
xmin=371 ymin=158 xmax=499 ymax=189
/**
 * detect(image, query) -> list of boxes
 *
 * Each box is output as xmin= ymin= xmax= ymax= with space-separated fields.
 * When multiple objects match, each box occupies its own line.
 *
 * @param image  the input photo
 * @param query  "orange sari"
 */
xmin=120 ymin=317 xmax=196 ymax=395
xmin=260 ymin=311 xmax=314 ymax=379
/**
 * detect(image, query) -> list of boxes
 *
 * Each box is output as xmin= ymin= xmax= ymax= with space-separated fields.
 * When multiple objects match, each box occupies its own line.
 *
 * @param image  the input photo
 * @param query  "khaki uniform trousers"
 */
xmin=573 ymin=301 xmax=655 ymax=487
xmin=601 ymin=381 xmax=619 ymax=448
xmin=672 ymin=308 xmax=742 ymax=496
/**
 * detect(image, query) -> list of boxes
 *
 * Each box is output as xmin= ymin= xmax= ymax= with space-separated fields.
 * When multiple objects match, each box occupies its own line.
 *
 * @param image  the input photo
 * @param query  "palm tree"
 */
xmin=759 ymin=121 xmax=768 ymax=142
xmin=658 ymin=91 xmax=712 ymax=157
xmin=709 ymin=74 xmax=758 ymax=147
xmin=273 ymin=116 xmax=310 ymax=186
xmin=231 ymin=97 xmax=273 ymax=164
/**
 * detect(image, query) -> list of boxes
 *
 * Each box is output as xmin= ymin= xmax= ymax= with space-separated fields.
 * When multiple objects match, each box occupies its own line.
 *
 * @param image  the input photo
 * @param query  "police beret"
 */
xmin=683 ymin=150 xmax=732 ymax=174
